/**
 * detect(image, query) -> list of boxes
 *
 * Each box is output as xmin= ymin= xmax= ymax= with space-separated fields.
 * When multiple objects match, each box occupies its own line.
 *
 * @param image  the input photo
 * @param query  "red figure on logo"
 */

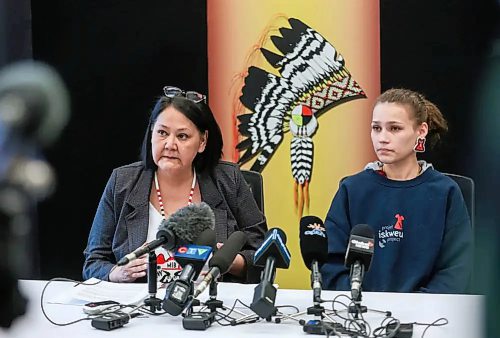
xmin=394 ymin=214 xmax=405 ymax=230
xmin=156 ymin=253 xmax=167 ymax=264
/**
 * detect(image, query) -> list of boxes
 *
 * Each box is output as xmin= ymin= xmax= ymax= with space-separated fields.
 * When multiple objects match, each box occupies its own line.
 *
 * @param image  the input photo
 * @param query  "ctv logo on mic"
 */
xmin=178 ymin=246 xmax=209 ymax=256
xmin=175 ymin=245 xmax=212 ymax=261
xmin=304 ymin=223 xmax=326 ymax=238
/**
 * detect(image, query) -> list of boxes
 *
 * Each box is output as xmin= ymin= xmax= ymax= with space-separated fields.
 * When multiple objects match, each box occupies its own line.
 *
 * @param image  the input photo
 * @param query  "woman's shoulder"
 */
xmin=426 ymin=169 xmax=465 ymax=193
xmin=340 ymin=169 xmax=373 ymax=186
xmin=112 ymin=161 xmax=144 ymax=174
xmin=209 ymin=161 xmax=244 ymax=189
xmin=211 ymin=160 xmax=241 ymax=179
xmin=214 ymin=160 xmax=239 ymax=172
xmin=110 ymin=161 xmax=149 ymax=186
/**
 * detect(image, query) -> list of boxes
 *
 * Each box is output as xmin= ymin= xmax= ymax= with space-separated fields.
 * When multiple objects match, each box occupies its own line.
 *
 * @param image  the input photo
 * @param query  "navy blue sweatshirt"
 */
xmin=321 ymin=163 xmax=473 ymax=294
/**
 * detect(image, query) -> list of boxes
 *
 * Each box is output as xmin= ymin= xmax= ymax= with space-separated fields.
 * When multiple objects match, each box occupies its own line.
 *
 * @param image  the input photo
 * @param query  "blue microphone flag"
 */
xmin=254 ymin=228 xmax=291 ymax=269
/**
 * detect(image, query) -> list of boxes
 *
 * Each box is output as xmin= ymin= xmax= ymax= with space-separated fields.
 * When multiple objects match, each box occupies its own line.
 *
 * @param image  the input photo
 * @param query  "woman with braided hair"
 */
xmin=322 ymin=88 xmax=473 ymax=294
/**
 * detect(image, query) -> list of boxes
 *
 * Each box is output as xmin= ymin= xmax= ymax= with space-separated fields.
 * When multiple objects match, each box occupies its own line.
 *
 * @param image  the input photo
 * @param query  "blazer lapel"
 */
xmin=124 ymin=169 xmax=153 ymax=252
xmin=198 ymin=171 xmax=228 ymax=242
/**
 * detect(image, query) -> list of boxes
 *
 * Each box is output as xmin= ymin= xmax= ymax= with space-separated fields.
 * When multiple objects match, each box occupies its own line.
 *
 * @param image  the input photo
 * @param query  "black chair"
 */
xmin=338 ymin=172 xmax=475 ymax=228
xmin=443 ymin=173 xmax=475 ymax=229
xmin=241 ymin=169 xmax=265 ymax=213
xmin=443 ymin=173 xmax=475 ymax=293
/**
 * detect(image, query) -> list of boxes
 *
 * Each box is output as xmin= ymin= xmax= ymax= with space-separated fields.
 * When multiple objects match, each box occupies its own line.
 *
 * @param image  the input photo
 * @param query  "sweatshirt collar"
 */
xmin=364 ymin=160 xmax=433 ymax=172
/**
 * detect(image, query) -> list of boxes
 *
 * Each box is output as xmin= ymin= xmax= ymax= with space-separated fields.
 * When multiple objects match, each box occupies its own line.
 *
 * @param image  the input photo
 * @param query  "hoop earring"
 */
xmin=414 ymin=136 xmax=426 ymax=153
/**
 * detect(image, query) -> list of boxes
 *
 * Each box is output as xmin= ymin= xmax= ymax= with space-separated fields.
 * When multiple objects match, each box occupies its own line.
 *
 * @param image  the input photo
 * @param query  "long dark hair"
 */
xmin=140 ymin=96 xmax=223 ymax=173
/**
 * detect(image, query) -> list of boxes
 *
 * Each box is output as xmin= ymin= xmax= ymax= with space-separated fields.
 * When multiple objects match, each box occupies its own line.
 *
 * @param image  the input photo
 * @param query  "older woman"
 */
xmin=83 ymin=86 xmax=266 ymax=284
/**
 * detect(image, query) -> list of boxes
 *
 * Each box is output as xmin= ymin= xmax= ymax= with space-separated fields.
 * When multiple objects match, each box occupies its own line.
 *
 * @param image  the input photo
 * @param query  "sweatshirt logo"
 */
xmin=378 ymin=213 xmax=405 ymax=248
xmin=394 ymin=214 xmax=405 ymax=230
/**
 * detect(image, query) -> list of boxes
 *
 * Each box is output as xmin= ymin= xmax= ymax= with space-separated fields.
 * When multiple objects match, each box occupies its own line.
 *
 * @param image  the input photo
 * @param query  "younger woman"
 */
xmin=321 ymin=88 xmax=472 ymax=294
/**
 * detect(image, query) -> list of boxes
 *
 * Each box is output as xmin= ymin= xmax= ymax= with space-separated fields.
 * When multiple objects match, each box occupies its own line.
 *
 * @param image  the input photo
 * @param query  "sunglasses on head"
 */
xmin=163 ymin=86 xmax=206 ymax=104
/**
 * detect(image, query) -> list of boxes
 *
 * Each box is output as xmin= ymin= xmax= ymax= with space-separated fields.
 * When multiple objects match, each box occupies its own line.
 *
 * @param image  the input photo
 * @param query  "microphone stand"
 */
xmin=202 ymin=279 xmax=247 ymax=316
xmin=348 ymin=263 xmax=367 ymax=317
xmin=206 ymin=278 xmax=249 ymax=315
xmin=182 ymin=297 xmax=200 ymax=318
xmin=201 ymin=278 xmax=258 ymax=327
xmin=345 ymin=265 xmax=390 ymax=319
xmin=182 ymin=279 xmax=221 ymax=330
xmin=0 ymin=185 xmax=30 ymax=327
xmin=307 ymin=261 xmax=327 ymax=317
xmin=275 ymin=262 xmax=338 ymax=326
xmin=143 ymin=251 xmax=162 ymax=313
xmin=204 ymin=278 xmax=224 ymax=313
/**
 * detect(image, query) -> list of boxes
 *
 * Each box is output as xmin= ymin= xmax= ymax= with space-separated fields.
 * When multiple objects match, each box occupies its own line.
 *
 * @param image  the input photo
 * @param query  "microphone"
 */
xmin=0 ymin=61 xmax=70 ymax=200
xmin=117 ymin=202 xmax=215 ymax=266
xmin=299 ymin=216 xmax=328 ymax=305
xmin=185 ymin=227 xmax=217 ymax=251
xmin=193 ymin=231 xmax=247 ymax=298
xmin=159 ymin=202 xmax=216 ymax=247
xmin=173 ymin=228 xmax=216 ymax=280
xmin=345 ymin=224 xmax=374 ymax=301
xmin=250 ymin=228 xmax=291 ymax=319
xmin=162 ymin=229 xmax=216 ymax=316
xmin=0 ymin=61 xmax=69 ymax=327
xmin=0 ymin=61 xmax=69 ymax=147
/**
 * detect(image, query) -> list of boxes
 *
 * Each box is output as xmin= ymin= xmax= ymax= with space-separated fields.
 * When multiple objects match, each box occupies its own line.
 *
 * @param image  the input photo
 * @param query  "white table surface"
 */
xmin=0 ymin=280 xmax=484 ymax=338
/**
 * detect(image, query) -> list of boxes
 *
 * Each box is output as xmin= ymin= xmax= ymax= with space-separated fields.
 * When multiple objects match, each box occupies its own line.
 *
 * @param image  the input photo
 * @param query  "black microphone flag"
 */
xmin=345 ymin=224 xmax=374 ymax=301
xmin=299 ymin=215 xmax=328 ymax=305
xmin=345 ymin=224 xmax=374 ymax=269
xmin=250 ymin=228 xmax=291 ymax=318
xmin=299 ymin=215 xmax=328 ymax=268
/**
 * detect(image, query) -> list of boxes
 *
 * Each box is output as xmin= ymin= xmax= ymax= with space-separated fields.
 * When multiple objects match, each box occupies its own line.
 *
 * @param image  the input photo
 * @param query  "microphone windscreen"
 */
xmin=159 ymin=202 xmax=215 ymax=245
xmin=194 ymin=228 xmax=216 ymax=248
xmin=208 ymin=231 xmax=247 ymax=274
xmin=299 ymin=216 xmax=328 ymax=269
xmin=351 ymin=223 xmax=374 ymax=239
xmin=345 ymin=224 xmax=375 ymax=271
xmin=0 ymin=61 xmax=69 ymax=146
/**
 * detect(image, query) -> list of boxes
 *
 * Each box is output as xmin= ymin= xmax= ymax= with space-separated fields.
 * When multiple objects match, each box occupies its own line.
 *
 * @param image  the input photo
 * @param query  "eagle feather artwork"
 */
xmin=236 ymin=17 xmax=366 ymax=218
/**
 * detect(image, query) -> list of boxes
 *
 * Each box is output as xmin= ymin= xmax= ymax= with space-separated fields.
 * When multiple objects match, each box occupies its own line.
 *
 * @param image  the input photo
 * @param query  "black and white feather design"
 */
xmin=290 ymin=137 xmax=313 ymax=185
xmin=237 ymin=17 xmax=366 ymax=216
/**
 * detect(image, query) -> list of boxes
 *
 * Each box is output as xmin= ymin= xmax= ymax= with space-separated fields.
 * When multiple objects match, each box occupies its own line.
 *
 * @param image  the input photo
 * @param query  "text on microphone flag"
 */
xmin=174 ymin=245 xmax=213 ymax=261
xmin=350 ymin=238 xmax=374 ymax=251
xmin=304 ymin=222 xmax=326 ymax=237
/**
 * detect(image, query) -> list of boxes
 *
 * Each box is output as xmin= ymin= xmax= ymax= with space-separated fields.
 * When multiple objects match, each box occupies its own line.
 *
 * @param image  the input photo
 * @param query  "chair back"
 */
xmin=443 ymin=173 xmax=475 ymax=229
xmin=241 ymin=169 xmax=265 ymax=213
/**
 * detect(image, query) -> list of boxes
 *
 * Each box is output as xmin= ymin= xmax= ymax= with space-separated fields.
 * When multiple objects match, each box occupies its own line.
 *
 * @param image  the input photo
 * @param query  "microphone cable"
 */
xmin=319 ymin=292 xmax=449 ymax=338
xmin=209 ymin=298 xmax=259 ymax=326
xmin=40 ymin=277 xmax=155 ymax=327
xmin=40 ymin=277 xmax=103 ymax=326
xmin=413 ymin=317 xmax=449 ymax=338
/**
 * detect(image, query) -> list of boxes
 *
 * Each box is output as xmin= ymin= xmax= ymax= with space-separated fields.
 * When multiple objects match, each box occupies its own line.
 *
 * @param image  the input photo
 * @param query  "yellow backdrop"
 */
xmin=208 ymin=0 xmax=380 ymax=289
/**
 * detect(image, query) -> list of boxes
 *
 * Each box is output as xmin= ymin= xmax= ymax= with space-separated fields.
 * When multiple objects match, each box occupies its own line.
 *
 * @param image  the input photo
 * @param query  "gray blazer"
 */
xmin=83 ymin=161 xmax=267 ymax=283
